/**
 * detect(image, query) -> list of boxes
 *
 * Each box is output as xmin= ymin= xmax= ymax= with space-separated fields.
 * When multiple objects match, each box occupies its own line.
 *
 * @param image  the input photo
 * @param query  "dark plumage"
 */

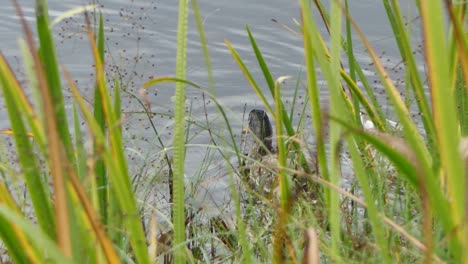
xmin=248 ymin=109 xmax=274 ymax=156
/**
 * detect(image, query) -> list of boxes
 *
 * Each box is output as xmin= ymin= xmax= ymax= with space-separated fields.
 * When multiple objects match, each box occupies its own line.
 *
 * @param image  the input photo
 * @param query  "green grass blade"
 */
xmin=301 ymin=0 xmax=345 ymax=256
xmin=93 ymin=11 xmax=108 ymax=227
xmin=35 ymin=0 xmax=74 ymax=163
xmin=347 ymin=4 xmax=460 ymax=260
xmin=173 ymin=0 xmax=190 ymax=262
xmin=191 ymin=0 xmax=215 ymax=95
xmin=18 ymin=39 xmax=47 ymax=150
xmin=67 ymin=166 xmax=122 ymax=263
xmin=228 ymin=169 xmax=252 ymax=263
xmin=72 ymin=104 xmax=86 ymax=181
xmin=446 ymin=3 xmax=468 ymax=98
xmin=329 ymin=0 xmax=344 ymax=255
xmin=16 ymin=2 xmax=74 ymax=254
xmin=246 ymin=26 xmax=275 ymax=95
xmin=224 ymin=40 xmax=273 ymax=114
xmin=110 ymin=78 xmax=124 ymax=246
xmin=0 ymin=183 xmax=44 ymax=263
xmin=308 ymin=1 xmax=387 ymax=130
xmin=349 ymin=61 xmax=387 ymax=129
xmin=0 ymin=53 xmax=55 ymax=238
xmin=344 ymin=0 xmax=361 ymax=126
xmin=229 ymin=28 xmax=313 ymax=173
xmin=420 ymin=1 xmax=464 ymax=259
xmin=385 ymin=0 xmax=436 ymax=149
xmin=113 ymin=78 xmax=122 ymax=137
xmin=272 ymin=77 xmax=291 ymax=262
xmin=49 ymin=4 xmax=97 ymax=28
xmin=347 ymin=2 xmax=432 ymax=187
xmin=245 ymin=26 xmax=301 ymax=137
xmin=0 ymin=216 xmax=37 ymax=263
xmin=289 ymin=71 xmax=302 ymax=123
xmin=301 ymin=3 xmax=330 ymax=191
xmin=0 ymin=205 xmax=73 ymax=264
xmin=80 ymin=17 xmax=150 ymax=262
xmin=346 ymin=140 xmax=390 ymax=263
xmin=143 ymin=77 xmax=245 ymax=175
xmin=340 ymin=70 xmax=385 ymax=131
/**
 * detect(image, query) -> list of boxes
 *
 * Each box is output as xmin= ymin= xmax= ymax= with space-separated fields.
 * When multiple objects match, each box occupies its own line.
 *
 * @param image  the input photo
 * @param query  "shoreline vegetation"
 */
xmin=0 ymin=0 xmax=467 ymax=263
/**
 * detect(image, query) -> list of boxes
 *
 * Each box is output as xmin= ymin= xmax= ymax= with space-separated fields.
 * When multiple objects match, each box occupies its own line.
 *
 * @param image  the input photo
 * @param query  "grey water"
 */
xmin=0 ymin=1 xmax=422 ymax=212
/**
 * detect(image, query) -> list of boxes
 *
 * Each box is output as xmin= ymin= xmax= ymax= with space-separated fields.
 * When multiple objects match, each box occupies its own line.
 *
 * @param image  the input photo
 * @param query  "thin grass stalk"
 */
xmin=17 ymin=39 xmax=46 ymax=150
xmin=93 ymin=11 xmax=108 ymax=226
xmin=312 ymin=0 xmax=329 ymax=34
xmin=344 ymin=0 xmax=361 ymax=127
xmin=444 ymin=1 xmax=468 ymax=95
xmin=444 ymin=1 xmax=468 ymax=136
xmin=191 ymin=0 xmax=215 ymax=95
xmin=113 ymin=78 xmax=122 ymax=137
xmin=343 ymin=0 xmax=354 ymax=82
xmin=290 ymin=71 xmax=302 ymax=124
xmin=350 ymin=59 xmax=387 ymax=128
xmin=273 ymin=77 xmax=290 ymax=263
xmin=228 ymin=169 xmax=252 ymax=263
xmin=446 ymin=6 xmax=459 ymax=92
xmin=300 ymin=0 xmax=330 ymax=208
xmin=173 ymin=0 xmax=189 ymax=261
xmin=329 ymin=0 xmax=344 ymax=255
xmin=109 ymin=78 xmax=124 ymax=247
xmin=72 ymin=105 xmax=87 ymax=180
xmin=456 ymin=71 xmax=468 ymax=137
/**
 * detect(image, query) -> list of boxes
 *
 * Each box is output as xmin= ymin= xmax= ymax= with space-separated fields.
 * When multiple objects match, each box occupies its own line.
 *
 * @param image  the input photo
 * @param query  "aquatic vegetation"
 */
xmin=0 ymin=0 xmax=466 ymax=263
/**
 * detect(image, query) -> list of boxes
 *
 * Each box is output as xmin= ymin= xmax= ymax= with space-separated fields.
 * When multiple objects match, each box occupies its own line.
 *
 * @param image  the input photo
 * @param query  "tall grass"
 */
xmin=0 ymin=0 xmax=466 ymax=263
xmin=0 ymin=1 xmax=148 ymax=262
xmin=226 ymin=0 xmax=467 ymax=262
xmin=172 ymin=0 xmax=190 ymax=262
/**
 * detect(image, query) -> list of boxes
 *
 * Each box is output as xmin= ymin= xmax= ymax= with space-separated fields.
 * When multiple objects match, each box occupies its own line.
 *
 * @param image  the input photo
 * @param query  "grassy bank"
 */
xmin=0 ymin=0 xmax=467 ymax=263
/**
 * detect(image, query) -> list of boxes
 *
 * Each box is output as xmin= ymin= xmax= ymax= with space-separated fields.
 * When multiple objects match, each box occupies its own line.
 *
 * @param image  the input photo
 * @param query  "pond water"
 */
xmin=0 ymin=0 xmax=422 ymax=210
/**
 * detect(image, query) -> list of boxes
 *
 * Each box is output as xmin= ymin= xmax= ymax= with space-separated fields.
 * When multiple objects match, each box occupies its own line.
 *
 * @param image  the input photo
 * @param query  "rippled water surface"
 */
xmin=0 ymin=1 xmax=421 ymax=197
